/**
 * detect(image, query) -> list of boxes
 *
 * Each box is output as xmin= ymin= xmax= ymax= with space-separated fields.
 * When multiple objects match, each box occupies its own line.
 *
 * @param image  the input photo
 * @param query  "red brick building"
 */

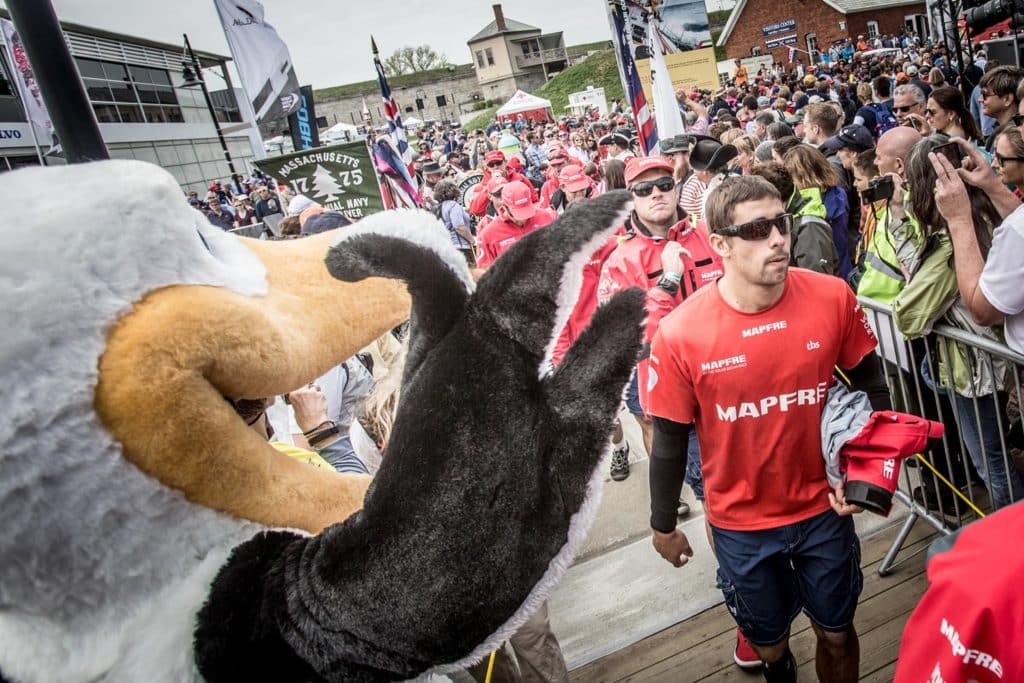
xmin=718 ymin=0 xmax=930 ymax=64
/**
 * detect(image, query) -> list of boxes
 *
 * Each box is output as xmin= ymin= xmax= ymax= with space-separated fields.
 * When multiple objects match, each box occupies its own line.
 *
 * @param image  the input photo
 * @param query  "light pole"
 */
xmin=182 ymin=33 xmax=236 ymax=176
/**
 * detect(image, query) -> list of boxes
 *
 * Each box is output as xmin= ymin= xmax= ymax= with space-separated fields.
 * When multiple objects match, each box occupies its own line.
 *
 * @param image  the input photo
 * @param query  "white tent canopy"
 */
xmin=403 ymin=116 xmax=424 ymax=127
xmin=323 ymin=121 xmax=358 ymax=136
xmin=496 ymin=90 xmax=553 ymax=117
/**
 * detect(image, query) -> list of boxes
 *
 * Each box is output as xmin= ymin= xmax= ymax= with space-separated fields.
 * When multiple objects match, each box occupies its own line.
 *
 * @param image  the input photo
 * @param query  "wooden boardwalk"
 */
xmin=570 ymin=518 xmax=938 ymax=683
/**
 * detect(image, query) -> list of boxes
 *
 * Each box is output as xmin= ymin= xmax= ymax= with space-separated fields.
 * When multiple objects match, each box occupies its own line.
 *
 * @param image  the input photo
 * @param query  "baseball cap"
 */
xmin=906 ymin=64 xmax=919 ymax=75
xmin=624 ymin=156 xmax=675 ymax=186
xmin=757 ymin=96 xmax=770 ymax=107
xmin=803 ymin=74 xmax=817 ymax=86
xmin=501 ymin=181 xmax=538 ymax=221
xmin=484 ymin=150 xmax=506 ymax=165
xmin=785 ymin=109 xmax=805 ymax=125
xmin=895 ymin=72 xmax=910 ymax=83
xmin=826 ymin=124 xmax=874 ymax=154
xmin=558 ymin=164 xmax=590 ymax=193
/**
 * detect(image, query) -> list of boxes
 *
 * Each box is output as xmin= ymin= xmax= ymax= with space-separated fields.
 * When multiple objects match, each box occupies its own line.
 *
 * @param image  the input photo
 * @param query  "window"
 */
xmin=75 ymin=57 xmax=182 ymax=124
xmin=476 ymin=50 xmax=485 ymax=68
xmin=486 ymin=48 xmax=494 ymax=66
xmin=867 ymin=21 xmax=880 ymax=39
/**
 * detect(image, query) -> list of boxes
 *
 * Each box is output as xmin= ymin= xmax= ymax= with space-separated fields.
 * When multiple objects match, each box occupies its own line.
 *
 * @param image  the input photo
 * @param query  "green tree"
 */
xmin=382 ymin=45 xmax=450 ymax=77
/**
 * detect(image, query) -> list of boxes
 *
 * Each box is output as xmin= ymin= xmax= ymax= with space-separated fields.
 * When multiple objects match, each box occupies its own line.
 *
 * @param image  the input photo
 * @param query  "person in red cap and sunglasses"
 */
xmin=596 ymin=155 xmax=724 ymax=486
xmin=469 ymin=150 xmax=536 ymax=218
xmin=539 ymin=149 xmax=571 ymax=208
xmin=475 ymin=180 xmax=556 ymax=269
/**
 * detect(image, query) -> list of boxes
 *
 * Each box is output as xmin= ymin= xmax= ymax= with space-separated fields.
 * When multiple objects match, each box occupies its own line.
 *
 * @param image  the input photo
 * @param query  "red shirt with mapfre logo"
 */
xmin=894 ymin=504 xmax=1024 ymax=683
xmin=647 ymin=269 xmax=877 ymax=530
xmin=475 ymin=208 xmax=557 ymax=268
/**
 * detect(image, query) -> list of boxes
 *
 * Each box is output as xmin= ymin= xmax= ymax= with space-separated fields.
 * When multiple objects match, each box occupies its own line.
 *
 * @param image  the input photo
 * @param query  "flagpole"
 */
xmin=0 ymin=37 xmax=45 ymax=165
xmin=6 ymin=0 xmax=108 ymax=162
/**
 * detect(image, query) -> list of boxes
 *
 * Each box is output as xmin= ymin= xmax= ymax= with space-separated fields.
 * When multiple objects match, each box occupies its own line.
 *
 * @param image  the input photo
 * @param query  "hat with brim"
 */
xmin=689 ymin=137 xmax=738 ymax=172
xmin=660 ymin=134 xmax=692 ymax=154
xmin=785 ymin=110 xmax=805 ymax=125
xmin=826 ymin=124 xmax=874 ymax=154
xmin=558 ymin=164 xmax=590 ymax=193
xmin=599 ymin=132 xmax=630 ymax=148
xmin=501 ymin=180 xmax=538 ymax=222
xmin=422 ymin=161 xmax=443 ymax=175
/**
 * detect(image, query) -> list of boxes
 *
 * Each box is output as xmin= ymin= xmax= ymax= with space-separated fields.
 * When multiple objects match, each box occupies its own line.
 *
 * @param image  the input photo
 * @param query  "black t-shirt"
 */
xmin=254 ymin=197 xmax=282 ymax=220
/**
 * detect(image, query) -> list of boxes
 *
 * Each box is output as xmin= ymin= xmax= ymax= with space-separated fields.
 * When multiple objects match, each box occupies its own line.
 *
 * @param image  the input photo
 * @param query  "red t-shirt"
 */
xmin=647 ymin=269 xmax=877 ymax=530
xmin=475 ymin=208 xmax=556 ymax=268
xmin=894 ymin=503 xmax=1024 ymax=683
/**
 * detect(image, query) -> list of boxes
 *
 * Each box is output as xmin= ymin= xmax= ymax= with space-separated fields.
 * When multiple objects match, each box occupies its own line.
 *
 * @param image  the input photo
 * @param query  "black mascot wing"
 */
xmin=195 ymin=190 xmax=645 ymax=681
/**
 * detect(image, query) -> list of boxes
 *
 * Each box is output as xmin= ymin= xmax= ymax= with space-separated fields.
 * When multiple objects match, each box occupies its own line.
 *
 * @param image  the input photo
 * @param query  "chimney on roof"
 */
xmin=493 ymin=4 xmax=506 ymax=31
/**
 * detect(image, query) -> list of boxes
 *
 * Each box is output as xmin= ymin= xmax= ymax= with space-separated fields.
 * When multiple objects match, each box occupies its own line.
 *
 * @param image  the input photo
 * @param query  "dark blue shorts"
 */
xmin=625 ymin=369 xmax=644 ymax=416
xmin=711 ymin=509 xmax=862 ymax=646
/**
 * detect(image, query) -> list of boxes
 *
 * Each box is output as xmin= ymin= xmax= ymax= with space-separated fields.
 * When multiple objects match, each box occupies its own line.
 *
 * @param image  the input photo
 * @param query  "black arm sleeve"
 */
xmin=649 ymin=416 xmax=693 ymax=533
xmin=844 ymin=352 xmax=892 ymax=412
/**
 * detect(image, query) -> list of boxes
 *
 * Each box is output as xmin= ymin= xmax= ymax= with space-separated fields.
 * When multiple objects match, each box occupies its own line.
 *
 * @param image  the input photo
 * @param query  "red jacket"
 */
xmin=551 ymin=231 xmax=623 ymax=366
xmin=597 ymin=215 xmax=724 ymax=412
xmin=894 ymin=503 xmax=1024 ymax=683
xmin=468 ymin=169 xmax=537 ymax=217
xmin=540 ymin=171 xmax=560 ymax=208
xmin=475 ymin=207 xmax=557 ymax=268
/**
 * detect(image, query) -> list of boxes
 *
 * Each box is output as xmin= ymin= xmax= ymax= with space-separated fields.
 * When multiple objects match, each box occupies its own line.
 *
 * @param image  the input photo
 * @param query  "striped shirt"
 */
xmin=679 ymin=174 xmax=707 ymax=223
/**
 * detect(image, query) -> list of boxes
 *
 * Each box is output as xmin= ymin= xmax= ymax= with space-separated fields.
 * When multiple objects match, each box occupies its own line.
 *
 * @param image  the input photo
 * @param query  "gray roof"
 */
xmin=829 ymin=0 xmax=923 ymax=10
xmin=468 ymin=17 xmax=540 ymax=44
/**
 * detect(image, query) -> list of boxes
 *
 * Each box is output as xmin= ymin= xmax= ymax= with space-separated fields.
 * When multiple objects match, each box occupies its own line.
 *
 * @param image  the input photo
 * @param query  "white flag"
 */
xmin=0 ymin=19 xmax=54 ymax=141
xmin=212 ymin=0 xmax=301 ymax=128
xmin=648 ymin=19 xmax=684 ymax=149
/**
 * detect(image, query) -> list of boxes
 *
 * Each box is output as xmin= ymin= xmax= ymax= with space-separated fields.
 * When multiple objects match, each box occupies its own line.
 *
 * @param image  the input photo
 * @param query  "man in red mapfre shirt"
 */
xmin=468 ymin=150 xmax=537 ymax=218
xmin=646 ymin=175 xmax=892 ymax=683
xmin=894 ymin=502 xmax=1024 ymax=683
xmin=475 ymin=181 xmax=556 ymax=269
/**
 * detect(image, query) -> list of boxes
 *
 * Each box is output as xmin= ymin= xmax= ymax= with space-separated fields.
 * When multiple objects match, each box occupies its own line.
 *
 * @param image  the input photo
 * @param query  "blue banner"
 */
xmin=762 ymin=19 xmax=796 ymax=37
xmin=766 ymin=34 xmax=798 ymax=49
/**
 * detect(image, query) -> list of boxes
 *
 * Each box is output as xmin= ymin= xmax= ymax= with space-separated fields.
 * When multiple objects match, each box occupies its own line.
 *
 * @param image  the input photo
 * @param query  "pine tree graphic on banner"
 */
xmin=312 ymin=164 xmax=343 ymax=202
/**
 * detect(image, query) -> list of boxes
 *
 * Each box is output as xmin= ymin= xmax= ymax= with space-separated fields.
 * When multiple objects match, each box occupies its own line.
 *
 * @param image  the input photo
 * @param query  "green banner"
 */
xmin=256 ymin=141 xmax=385 ymax=220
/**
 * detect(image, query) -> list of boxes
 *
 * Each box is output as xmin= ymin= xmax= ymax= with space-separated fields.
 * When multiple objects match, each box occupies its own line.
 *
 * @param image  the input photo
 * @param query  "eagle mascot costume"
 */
xmin=0 ymin=160 xmax=644 ymax=682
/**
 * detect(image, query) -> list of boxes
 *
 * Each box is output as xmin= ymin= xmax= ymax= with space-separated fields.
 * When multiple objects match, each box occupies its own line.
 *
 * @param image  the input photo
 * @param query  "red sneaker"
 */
xmin=733 ymin=627 xmax=763 ymax=669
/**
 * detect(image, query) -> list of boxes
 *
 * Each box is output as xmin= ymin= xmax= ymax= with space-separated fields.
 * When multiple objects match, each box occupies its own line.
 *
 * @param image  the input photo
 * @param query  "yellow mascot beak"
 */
xmin=96 ymin=230 xmax=410 ymax=533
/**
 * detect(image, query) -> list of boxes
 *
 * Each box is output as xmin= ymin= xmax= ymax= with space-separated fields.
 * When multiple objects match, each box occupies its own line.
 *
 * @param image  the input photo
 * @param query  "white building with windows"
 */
xmin=0 ymin=11 xmax=259 ymax=194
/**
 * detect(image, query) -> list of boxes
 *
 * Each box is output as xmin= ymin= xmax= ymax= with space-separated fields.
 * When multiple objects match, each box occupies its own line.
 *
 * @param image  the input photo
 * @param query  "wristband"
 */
xmin=302 ymin=420 xmax=333 ymax=437
xmin=305 ymin=421 xmax=339 ymax=447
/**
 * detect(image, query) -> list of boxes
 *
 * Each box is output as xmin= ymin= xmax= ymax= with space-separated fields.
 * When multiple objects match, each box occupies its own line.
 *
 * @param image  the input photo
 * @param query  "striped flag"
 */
xmin=371 ymin=36 xmax=420 ymax=207
xmin=610 ymin=1 xmax=656 ymax=155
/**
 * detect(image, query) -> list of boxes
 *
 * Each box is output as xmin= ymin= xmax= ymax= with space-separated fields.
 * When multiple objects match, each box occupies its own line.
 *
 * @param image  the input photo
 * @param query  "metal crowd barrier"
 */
xmin=858 ymin=296 xmax=1024 ymax=575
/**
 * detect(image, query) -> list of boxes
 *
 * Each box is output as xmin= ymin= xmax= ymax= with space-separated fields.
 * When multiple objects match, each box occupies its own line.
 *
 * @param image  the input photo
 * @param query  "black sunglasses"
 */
xmin=629 ymin=176 xmax=675 ymax=197
xmin=893 ymin=104 xmax=919 ymax=113
xmin=995 ymin=152 xmax=1024 ymax=165
xmin=715 ymin=213 xmax=793 ymax=240
xmin=1012 ymin=113 xmax=1024 ymax=127
xmin=487 ymin=161 xmax=504 ymax=168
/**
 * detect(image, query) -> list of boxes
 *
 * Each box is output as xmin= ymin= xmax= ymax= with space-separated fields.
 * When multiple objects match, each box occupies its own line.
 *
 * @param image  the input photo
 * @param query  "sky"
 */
xmin=20 ymin=0 xmax=643 ymax=89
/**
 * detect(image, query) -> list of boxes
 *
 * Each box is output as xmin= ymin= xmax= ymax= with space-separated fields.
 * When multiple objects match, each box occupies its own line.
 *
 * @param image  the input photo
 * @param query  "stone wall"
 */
xmin=316 ymin=72 xmax=490 ymax=129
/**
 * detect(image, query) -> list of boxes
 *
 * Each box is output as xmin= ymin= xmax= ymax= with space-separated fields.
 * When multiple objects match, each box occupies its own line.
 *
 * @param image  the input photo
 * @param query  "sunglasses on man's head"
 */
xmin=629 ymin=176 xmax=675 ymax=197
xmin=714 ymin=213 xmax=793 ymax=240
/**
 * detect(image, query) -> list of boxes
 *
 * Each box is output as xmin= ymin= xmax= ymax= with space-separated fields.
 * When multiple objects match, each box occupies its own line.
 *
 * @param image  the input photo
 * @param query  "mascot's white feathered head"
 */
xmin=0 ymin=160 xmax=643 ymax=682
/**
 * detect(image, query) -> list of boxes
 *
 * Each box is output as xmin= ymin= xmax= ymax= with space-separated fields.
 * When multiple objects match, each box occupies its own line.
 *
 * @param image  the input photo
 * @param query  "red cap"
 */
xmin=485 ymin=150 xmax=506 ymax=164
xmin=507 ymin=156 xmax=523 ymax=172
xmin=549 ymin=148 xmax=569 ymax=162
xmin=559 ymin=164 xmax=590 ymax=192
xmin=624 ymin=156 xmax=675 ymax=186
xmin=500 ymin=181 xmax=537 ymax=221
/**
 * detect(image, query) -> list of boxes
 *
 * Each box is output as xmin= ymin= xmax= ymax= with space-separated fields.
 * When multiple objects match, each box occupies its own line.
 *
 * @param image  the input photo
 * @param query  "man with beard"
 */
xmin=647 ymin=175 xmax=890 ymax=683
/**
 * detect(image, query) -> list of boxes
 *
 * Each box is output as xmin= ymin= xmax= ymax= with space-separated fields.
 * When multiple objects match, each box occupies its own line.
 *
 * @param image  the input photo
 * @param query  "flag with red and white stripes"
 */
xmin=609 ymin=1 xmax=657 ymax=155
xmin=372 ymin=36 xmax=420 ymax=207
